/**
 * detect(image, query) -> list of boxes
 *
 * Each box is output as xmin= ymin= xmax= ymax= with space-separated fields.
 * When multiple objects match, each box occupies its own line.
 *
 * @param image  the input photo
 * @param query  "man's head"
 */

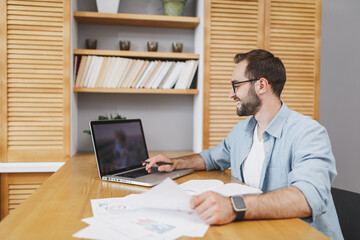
xmin=233 ymin=49 xmax=286 ymax=98
xmin=230 ymin=49 xmax=286 ymax=117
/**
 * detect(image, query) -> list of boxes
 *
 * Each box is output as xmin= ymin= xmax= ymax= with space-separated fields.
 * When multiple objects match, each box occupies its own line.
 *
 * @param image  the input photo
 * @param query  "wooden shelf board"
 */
xmin=73 ymin=87 xmax=199 ymax=95
xmin=73 ymin=49 xmax=199 ymax=60
xmin=73 ymin=11 xmax=200 ymax=29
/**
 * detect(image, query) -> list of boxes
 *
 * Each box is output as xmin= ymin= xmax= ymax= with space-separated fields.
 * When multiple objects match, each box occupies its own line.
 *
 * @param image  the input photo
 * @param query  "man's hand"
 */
xmin=190 ymin=191 xmax=236 ymax=225
xmin=142 ymin=154 xmax=176 ymax=173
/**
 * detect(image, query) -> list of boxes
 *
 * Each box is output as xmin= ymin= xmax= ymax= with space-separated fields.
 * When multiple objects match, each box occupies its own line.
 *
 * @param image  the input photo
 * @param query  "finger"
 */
xmin=198 ymin=205 xmax=217 ymax=224
xmin=190 ymin=195 xmax=200 ymax=209
xmin=144 ymin=158 xmax=157 ymax=171
xmin=194 ymin=200 xmax=210 ymax=216
xmin=190 ymin=193 xmax=207 ymax=210
xmin=145 ymin=155 xmax=170 ymax=171
xmin=143 ymin=159 xmax=155 ymax=173
xmin=192 ymin=191 xmax=220 ymax=215
xmin=157 ymin=164 xmax=175 ymax=172
xmin=144 ymin=155 xmax=166 ymax=172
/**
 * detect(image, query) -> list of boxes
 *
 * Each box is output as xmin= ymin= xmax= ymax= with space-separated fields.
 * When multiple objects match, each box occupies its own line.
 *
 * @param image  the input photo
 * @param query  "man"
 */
xmin=144 ymin=49 xmax=343 ymax=240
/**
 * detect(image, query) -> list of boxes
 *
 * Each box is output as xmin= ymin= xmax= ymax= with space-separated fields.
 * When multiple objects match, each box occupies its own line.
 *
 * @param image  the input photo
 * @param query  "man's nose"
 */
xmin=229 ymin=89 xmax=235 ymax=98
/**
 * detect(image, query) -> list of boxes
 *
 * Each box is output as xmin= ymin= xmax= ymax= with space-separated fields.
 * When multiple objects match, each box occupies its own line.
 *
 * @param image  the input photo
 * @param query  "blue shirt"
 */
xmin=200 ymin=103 xmax=343 ymax=240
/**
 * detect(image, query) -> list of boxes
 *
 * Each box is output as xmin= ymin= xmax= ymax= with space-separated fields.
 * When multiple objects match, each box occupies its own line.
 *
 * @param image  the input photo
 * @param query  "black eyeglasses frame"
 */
xmin=231 ymin=79 xmax=259 ymax=93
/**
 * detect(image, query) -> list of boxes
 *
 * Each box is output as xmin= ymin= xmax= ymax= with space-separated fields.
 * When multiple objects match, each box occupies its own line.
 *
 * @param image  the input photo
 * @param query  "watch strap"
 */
xmin=234 ymin=209 xmax=245 ymax=221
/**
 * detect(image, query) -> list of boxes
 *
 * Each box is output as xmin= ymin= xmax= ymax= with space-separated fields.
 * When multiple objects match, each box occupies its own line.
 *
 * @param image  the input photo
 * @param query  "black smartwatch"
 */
xmin=230 ymin=195 xmax=247 ymax=221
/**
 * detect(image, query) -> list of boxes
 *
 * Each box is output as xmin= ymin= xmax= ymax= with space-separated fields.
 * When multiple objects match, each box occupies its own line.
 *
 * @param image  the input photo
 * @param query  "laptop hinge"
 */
xmin=111 ymin=166 xmax=146 ymax=176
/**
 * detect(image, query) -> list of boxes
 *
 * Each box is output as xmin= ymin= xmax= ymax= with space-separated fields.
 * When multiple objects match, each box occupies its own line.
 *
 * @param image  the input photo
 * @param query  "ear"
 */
xmin=257 ymin=77 xmax=270 ymax=94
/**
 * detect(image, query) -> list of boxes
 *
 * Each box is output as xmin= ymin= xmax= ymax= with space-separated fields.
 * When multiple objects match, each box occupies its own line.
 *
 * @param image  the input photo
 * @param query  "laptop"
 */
xmin=89 ymin=119 xmax=194 ymax=187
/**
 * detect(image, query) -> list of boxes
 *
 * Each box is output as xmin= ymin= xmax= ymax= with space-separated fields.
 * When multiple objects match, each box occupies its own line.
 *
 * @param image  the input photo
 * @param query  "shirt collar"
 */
xmin=245 ymin=101 xmax=289 ymax=139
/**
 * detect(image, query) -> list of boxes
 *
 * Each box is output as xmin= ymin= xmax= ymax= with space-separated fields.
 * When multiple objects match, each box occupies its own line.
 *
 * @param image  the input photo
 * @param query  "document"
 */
xmin=90 ymin=194 xmax=139 ymax=216
xmin=180 ymin=179 xmax=263 ymax=196
xmin=77 ymin=209 xmax=208 ymax=240
xmin=91 ymin=178 xmax=193 ymax=215
xmin=73 ymin=178 xmax=208 ymax=240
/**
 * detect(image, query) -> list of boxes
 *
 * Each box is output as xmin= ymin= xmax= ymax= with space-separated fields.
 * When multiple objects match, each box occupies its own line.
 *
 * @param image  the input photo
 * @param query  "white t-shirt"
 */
xmin=242 ymin=124 xmax=265 ymax=189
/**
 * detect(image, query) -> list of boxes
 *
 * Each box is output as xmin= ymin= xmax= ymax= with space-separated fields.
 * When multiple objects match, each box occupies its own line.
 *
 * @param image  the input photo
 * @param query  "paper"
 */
xmin=91 ymin=178 xmax=193 ymax=216
xmin=180 ymin=179 xmax=262 ymax=196
xmin=90 ymin=194 xmax=139 ymax=215
xmin=73 ymin=178 xmax=209 ymax=240
xmin=133 ymin=178 xmax=193 ymax=212
xmin=75 ymin=209 xmax=208 ymax=240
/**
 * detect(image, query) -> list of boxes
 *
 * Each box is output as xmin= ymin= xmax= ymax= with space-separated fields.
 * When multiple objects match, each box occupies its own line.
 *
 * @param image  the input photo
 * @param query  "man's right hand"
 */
xmin=142 ymin=154 xmax=176 ymax=173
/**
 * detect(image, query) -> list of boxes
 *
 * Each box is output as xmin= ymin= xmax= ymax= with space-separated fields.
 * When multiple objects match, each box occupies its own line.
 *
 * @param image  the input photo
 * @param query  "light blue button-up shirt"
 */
xmin=200 ymin=103 xmax=343 ymax=240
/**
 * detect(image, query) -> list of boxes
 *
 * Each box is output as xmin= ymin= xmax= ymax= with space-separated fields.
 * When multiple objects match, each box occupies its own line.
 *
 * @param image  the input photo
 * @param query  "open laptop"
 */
xmin=89 ymin=119 xmax=194 ymax=187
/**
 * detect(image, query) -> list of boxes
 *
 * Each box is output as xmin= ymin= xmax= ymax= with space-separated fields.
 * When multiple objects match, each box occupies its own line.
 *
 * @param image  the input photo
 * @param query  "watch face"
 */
xmin=232 ymin=196 xmax=247 ymax=211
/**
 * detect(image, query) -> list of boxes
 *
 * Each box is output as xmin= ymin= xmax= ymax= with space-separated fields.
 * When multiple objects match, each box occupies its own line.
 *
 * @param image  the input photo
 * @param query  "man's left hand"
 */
xmin=190 ymin=191 xmax=237 ymax=225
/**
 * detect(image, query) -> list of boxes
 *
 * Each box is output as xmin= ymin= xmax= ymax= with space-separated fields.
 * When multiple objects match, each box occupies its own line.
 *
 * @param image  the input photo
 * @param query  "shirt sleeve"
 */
xmin=199 ymin=134 xmax=232 ymax=171
xmin=289 ymin=120 xmax=337 ymax=223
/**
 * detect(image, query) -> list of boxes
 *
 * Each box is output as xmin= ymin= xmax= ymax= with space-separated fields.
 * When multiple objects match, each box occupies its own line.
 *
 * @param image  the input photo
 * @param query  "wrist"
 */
xmin=172 ymin=158 xmax=179 ymax=169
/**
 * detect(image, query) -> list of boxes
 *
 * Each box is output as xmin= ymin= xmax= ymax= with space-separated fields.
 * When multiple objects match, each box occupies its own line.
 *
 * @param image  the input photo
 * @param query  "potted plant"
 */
xmin=83 ymin=113 xmax=126 ymax=135
xmin=161 ymin=0 xmax=187 ymax=16
xmin=96 ymin=0 xmax=120 ymax=14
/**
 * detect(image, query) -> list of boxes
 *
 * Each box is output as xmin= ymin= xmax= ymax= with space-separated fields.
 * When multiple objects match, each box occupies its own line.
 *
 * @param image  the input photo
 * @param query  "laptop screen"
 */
xmin=90 ymin=119 xmax=149 ymax=176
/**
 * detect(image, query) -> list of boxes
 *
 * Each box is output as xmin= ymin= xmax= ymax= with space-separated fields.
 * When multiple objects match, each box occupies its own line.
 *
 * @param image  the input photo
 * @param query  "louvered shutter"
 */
xmin=1 ymin=172 xmax=51 ymax=217
xmin=204 ymin=0 xmax=264 ymax=148
xmin=266 ymin=0 xmax=320 ymax=119
xmin=2 ymin=0 xmax=70 ymax=162
xmin=203 ymin=0 xmax=321 ymax=149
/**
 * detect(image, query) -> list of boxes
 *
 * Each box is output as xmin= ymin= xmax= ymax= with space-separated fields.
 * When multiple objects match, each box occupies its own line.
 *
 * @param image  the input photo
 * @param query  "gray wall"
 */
xmin=77 ymin=93 xmax=194 ymax=152
xmin=320 ymin=0 xmax=360 ymax=193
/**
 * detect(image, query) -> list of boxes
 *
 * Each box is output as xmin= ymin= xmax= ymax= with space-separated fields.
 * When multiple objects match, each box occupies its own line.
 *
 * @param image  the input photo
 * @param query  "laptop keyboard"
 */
xmin=119 ymin=168 xmax=158 ymax=178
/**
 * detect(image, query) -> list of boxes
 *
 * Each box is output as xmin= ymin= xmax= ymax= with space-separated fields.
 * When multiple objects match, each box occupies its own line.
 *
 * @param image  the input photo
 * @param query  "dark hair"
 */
xmin=234 ymin=49 xmax=286 ymax=97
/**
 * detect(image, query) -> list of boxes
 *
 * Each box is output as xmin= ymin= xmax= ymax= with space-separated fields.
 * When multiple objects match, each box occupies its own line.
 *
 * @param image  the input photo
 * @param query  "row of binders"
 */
xmin=74 ymin=55 xmax=199 ymax=89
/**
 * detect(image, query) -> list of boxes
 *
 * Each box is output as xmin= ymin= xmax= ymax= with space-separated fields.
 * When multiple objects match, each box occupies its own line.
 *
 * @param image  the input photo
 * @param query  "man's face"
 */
xmin=230 ymin=61 xmax=261 ymax=117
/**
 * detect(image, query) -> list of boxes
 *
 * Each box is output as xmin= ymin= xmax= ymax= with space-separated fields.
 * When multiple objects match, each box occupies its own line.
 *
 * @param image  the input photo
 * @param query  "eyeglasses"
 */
xmin=231 ymin=79 xmax=259 ymax=93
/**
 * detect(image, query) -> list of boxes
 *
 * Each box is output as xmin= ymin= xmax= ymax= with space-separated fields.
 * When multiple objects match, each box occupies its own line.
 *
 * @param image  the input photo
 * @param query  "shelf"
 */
xmin=73 ymin=11 xmax=200 ymax=29
xmin=74 ymin=49 xmax=199 ymax=60
xmin=73 ymin=87 xmax=199 ymax=95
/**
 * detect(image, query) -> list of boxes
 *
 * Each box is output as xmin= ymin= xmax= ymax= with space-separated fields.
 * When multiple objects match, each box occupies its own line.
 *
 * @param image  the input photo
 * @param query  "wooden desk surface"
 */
xmin=0 ymin=152 xmax=328 ymax=240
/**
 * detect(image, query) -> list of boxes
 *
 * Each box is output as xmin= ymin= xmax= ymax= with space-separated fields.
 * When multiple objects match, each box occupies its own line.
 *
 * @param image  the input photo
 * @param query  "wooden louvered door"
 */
xmin=1 ymin=0 xmax=70 ymax=163
xmin=265 ymin=0 xmax=321 ymax=120
xmin=203 ymin=0 xmax=265 ymax=148
xmin=0 ymin=0 xmax=70 ymax=218
xmin=203 ymin=0 xmax=321 ymax=149
xmin=1 ymin=172 xmax=52 ymax=218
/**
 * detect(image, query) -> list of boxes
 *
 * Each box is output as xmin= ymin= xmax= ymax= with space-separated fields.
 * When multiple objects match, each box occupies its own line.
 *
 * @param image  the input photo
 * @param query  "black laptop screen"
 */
xmin=90 ymin=120 xmax=149 ymax=176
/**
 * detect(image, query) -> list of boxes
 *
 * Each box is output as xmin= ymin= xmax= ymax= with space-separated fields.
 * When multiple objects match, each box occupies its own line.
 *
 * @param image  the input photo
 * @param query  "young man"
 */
xmin=144 ymin=49 xmax=343 ymax=240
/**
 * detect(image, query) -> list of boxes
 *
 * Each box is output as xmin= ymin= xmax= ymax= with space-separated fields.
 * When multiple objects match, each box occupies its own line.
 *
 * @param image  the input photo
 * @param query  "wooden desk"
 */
xmin=0 ymin=153 xmax=328 ymax=239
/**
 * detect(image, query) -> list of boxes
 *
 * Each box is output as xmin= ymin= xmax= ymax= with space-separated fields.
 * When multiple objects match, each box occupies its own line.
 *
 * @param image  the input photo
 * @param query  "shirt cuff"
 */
xmin=292 ymin=181 xmax=326 ymax=223
xmin=199 ymin=150 xmax=218 ymax=171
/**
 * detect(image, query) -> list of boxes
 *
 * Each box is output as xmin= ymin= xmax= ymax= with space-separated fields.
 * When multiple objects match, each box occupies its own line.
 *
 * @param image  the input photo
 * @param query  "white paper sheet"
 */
xmin=91 ymin=194 xmax=139 ymax=215
xmin=74 ymin=178 xmax=209 ymax=240
xmin=180 ymin=179 xmax=262 ymax=196
xmin=132 ymin=178 xmax=193 ymax=212
xmin=75 ymin=208 xmax=208 ymax=240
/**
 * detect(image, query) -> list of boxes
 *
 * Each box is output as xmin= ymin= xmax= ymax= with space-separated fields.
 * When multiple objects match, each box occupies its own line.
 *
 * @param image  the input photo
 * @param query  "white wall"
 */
xmin=70 ymin=0 xmax=78 ymax=156
xmin=193 ymin=0 xmax=204 ymax=153
xmin=320 ymin=0 xmax=360 ymax=193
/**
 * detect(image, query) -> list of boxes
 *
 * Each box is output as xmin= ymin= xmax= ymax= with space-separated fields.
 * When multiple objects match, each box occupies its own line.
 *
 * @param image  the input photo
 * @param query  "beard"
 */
xmin=236 ymin=84 xmax=261 ymax=116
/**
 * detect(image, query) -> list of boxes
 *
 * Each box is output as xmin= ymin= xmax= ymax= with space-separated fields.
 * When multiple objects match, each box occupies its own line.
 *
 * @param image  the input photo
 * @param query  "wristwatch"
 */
xmin=230 ymin=195 xmax=247 ymax=221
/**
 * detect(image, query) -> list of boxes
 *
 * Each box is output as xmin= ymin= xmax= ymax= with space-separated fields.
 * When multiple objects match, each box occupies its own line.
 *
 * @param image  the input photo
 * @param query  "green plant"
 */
xmin=83 ymin=113 xmax=127 ymax=135
xmin=161 ymin=0 xmax=187 ymax=16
